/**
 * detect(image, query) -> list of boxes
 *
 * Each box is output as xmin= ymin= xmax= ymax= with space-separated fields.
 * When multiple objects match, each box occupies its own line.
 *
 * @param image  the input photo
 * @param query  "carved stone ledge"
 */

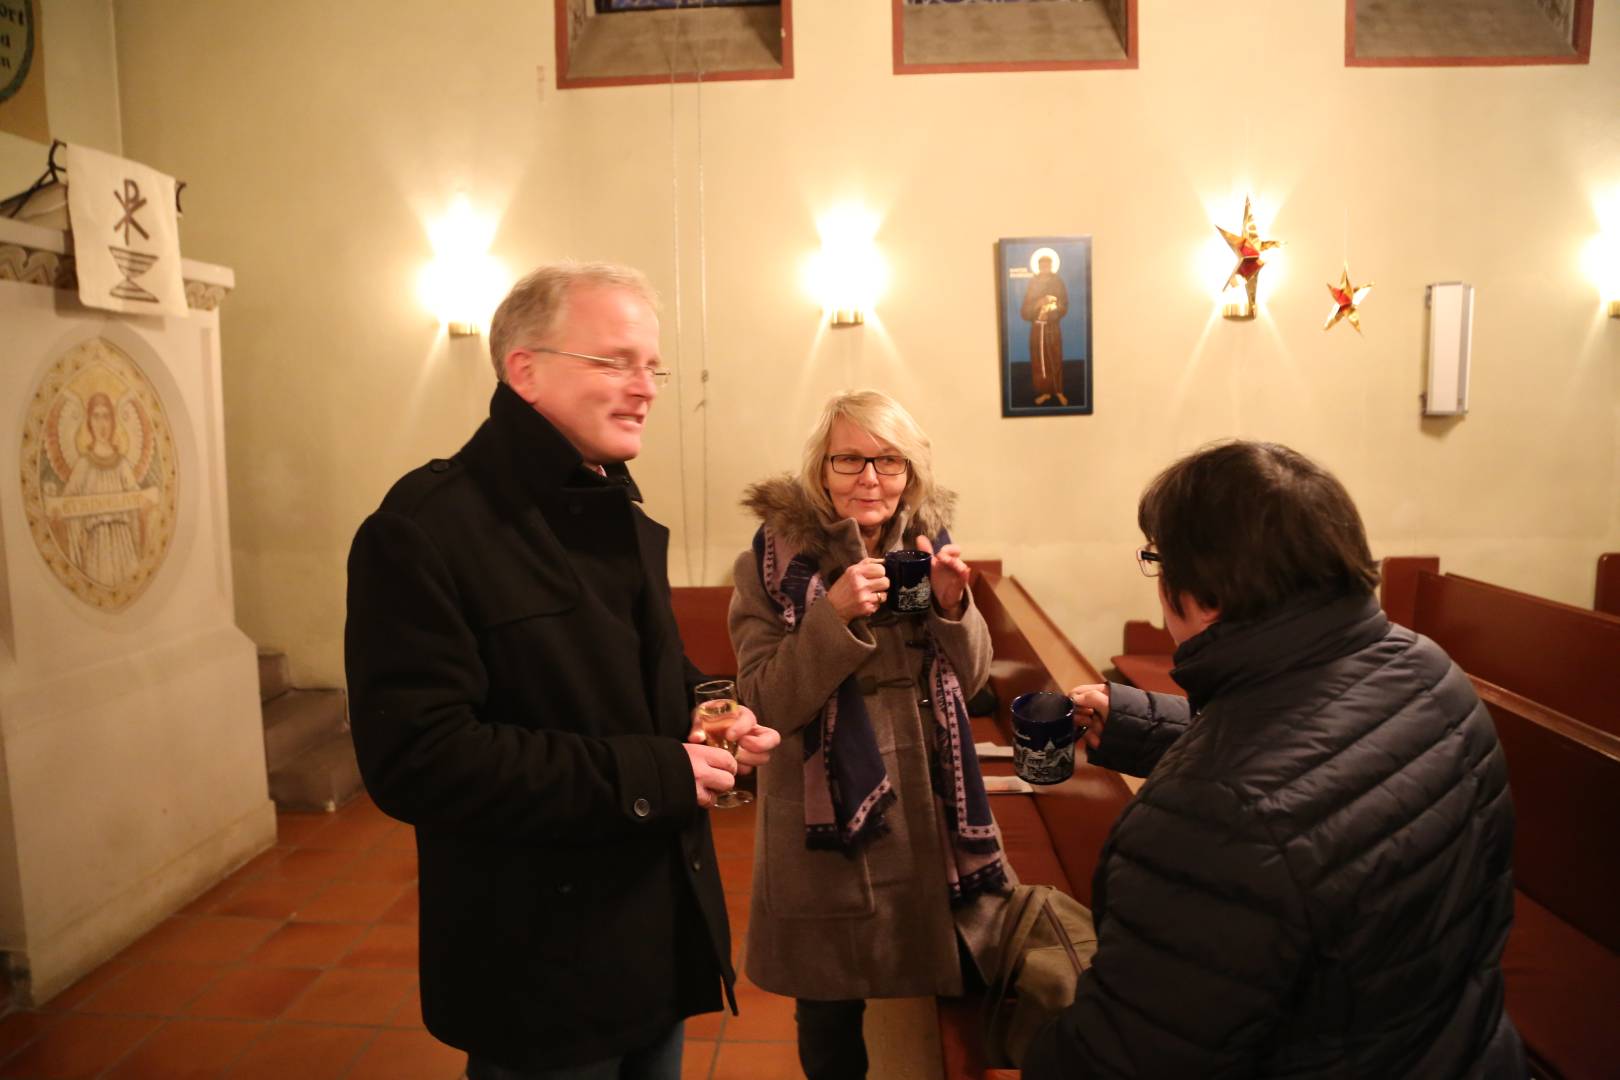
xmin=0 ymin=239 xmax=231 ymax=311
xmin=0 ymin=243 xmax=73 ymax=289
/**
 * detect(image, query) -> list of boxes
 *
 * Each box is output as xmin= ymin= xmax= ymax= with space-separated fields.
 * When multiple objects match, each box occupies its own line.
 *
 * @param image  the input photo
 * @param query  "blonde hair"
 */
xmin=798 ymin=390 xmax=936 ymax=522
xmin=487 ymin=262 xmax=659 ymax=382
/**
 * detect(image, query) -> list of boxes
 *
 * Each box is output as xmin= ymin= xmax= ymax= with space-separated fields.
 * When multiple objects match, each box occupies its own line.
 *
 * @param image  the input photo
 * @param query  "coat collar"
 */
xmin=469 ymin=383 xmax=644 ymax=505
xmin=1169 ymin=591 xmax=1388 ymax=713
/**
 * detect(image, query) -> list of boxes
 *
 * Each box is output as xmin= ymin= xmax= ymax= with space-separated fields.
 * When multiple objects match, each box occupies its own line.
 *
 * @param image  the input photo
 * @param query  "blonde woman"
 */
xmin=728 ymin=390 xmax=1009 ymax=1079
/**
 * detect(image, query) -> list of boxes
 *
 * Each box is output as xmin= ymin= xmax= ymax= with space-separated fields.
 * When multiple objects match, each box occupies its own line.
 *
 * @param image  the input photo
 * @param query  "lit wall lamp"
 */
xmin=417 ymin=194 xmax=506 ymax=337
xmin=1214 ymin=196 xmax=1282 ymax=321
xmin=1583 ymin=231 xmax=1620 ymax=318
xmin=806 ymin=206 xmax=887 ymax=328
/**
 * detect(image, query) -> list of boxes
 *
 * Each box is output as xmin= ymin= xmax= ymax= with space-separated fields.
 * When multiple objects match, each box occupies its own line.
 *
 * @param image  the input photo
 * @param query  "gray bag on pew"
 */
xmin=981 ymin=883 xmax=1099 ymax=1068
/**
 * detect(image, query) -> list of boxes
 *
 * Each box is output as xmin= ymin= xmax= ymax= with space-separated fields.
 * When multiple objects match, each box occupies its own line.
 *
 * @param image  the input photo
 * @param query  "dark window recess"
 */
xmin=1346 ymin=0 xmax=1593 ymax=67
xmin=894 ymin=0 xmax=1136 ymax=74
xmin=557 ymin=0 xmax=791 ymax=88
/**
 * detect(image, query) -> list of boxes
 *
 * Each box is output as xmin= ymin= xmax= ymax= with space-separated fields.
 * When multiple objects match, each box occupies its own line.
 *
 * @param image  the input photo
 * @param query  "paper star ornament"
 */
xmin=1216 ymin=196 xmax=1282 ymax=311
xmin=1323 ymin=264 xmax=1374 ymax=334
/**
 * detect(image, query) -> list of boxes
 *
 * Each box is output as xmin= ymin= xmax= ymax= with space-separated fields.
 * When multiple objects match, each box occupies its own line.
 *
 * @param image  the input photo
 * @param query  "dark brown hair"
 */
xmin=1138 ymin=441 xmax=1380 ymax=621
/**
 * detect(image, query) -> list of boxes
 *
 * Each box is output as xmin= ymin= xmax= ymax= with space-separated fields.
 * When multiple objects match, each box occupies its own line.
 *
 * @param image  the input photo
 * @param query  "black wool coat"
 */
xmin=1024 ymin=593 xmax=1523 ymax=1079
xmin=345 ymin=385 xmax=733 ymax=1071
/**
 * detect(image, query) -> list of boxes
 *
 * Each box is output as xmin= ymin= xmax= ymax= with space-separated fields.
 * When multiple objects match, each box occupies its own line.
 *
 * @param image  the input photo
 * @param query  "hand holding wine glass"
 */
xmin=690 ymin=680 xmax=756 ymax=808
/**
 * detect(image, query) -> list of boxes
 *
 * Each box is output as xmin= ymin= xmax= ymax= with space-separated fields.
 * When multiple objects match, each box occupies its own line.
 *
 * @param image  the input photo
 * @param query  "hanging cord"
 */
xmin=693 ymin=0 xmax=713 ymax=585
xmin=666 ymin=15 xmax=697 ymax=585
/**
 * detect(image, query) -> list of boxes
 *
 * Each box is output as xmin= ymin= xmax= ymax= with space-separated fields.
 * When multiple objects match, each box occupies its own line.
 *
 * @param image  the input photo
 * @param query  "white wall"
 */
xmin=110 ymin=0 xmax=1620 ymax=686
xmin=0 ymin=0 xmax=121 ymax=194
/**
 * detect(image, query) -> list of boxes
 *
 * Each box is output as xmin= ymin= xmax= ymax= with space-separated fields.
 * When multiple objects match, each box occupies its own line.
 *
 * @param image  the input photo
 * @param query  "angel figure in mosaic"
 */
xmin=43 ymin=389 xmax=157 ymax=588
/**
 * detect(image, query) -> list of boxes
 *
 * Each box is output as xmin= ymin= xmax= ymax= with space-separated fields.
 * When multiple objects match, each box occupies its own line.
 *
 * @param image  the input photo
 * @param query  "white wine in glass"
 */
xmin=694 ymin=679 xmax=753 ymax=808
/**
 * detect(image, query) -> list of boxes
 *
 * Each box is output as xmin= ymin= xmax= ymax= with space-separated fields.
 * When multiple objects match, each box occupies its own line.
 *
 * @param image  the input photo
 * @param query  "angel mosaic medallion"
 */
xmin=19 ymin=337 xmax=179 ymax=611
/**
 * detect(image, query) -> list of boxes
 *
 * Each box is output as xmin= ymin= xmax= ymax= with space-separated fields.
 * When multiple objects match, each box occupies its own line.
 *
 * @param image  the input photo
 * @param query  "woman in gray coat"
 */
xmin=728 ymin=390 xmax=1009 ymax=1079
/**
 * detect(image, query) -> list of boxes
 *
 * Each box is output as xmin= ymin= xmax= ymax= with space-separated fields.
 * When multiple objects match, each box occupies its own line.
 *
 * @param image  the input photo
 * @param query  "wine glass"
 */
xmin=693 ymin=679 xmax=753 ymax=809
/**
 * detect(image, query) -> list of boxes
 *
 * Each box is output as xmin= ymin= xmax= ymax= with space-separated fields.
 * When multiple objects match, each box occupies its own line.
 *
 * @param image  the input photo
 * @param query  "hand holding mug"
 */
xmin=1069 ymin=683 xmax=1109 ymax=751
xmin=914 ymin=534 xmax=970 ymax=615
xmin=827 ymin=557 xmax=889 ymax=623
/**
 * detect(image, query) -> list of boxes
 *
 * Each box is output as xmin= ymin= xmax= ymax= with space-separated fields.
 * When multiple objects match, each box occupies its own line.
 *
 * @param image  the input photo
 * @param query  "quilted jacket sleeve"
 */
xmin=1022 ymin=774 xmax=1312 ymax=1078
xmin=1085 ymin=682 xmax=1193 ymax=779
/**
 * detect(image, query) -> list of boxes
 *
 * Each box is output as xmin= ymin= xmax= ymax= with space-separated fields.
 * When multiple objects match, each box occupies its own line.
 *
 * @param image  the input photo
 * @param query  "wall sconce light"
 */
xmin=1582 ymin=191 xmax=1620 ymax=319
xmin=1214 ymin=196 xmax=1282 ymax=321
xmin=1583 ymin=233 xmax=1620 ymax=318
xmin=806 ymin=206 xmax=887 ymax=328
xmin=417 ymin=194 xmax=505 ymax=337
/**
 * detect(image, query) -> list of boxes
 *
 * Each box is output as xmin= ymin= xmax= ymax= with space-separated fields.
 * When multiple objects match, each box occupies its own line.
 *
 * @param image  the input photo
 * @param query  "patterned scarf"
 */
xmin=753 ymin=523 xmax=1008 ymax=904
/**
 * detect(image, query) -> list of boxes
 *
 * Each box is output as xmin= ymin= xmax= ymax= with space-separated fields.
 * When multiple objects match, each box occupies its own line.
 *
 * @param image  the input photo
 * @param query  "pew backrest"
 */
xmin=670 ymin=585 xmax=739 ymax=679
xmin=1597 ymin=552 xmax=1620 ymax=617
xmin=1413 ymin=572 xmax=1620 ymax=735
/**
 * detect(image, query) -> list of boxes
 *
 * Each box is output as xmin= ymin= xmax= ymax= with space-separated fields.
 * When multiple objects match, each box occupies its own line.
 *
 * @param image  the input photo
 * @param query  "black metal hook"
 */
xmin=1 ymin=138 xmax=187 ymax=218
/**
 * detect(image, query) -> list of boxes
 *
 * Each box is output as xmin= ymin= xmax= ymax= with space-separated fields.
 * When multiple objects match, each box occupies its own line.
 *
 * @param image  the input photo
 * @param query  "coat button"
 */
xmin=428 ymin=458 xmax=450 ymax=473
xmin=557 ymin=881 xmax=574 ymax=895
xmin=633 ymin=797 xmax=651 ymax=817
xmin=690 ymin=857 xmax=702 ymax=872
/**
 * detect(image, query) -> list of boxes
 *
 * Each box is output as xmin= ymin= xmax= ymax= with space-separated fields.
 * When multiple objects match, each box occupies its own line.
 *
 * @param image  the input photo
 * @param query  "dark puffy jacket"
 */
xmin=1024 ymin=593 xmax=1523 ymax=1079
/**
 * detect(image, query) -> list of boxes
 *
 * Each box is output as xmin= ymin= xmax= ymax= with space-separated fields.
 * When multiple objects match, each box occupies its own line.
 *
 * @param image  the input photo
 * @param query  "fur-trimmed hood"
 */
xmin=740 ymin=474 xmax=957 ymax=567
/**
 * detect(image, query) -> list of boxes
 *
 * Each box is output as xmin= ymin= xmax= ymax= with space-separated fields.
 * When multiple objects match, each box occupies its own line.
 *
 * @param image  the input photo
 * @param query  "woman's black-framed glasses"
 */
xmin=1136 ymin=547 xmax=1163 ymax=578
xmin=827 ymin=454 xmax=909 ymax=476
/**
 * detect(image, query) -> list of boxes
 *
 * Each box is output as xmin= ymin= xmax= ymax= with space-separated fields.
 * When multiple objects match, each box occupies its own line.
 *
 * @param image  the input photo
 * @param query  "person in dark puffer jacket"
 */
xmin=1023 ymin=440 xmax=1524 ymax=1080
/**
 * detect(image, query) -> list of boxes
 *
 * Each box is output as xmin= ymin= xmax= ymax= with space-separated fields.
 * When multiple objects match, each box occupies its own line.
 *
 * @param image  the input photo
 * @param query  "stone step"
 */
xmin=257 ymin=648 xmax=292 ymax=703
xmin=262 ymin=689 xmax=348 ymax=774
xmin=268 ymin=730 xmax=364 ymax=813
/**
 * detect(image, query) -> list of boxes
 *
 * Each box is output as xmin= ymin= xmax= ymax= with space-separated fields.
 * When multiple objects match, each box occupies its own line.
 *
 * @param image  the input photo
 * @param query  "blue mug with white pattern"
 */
xmin=1011 ymin=691 xmax=1080 ymax=785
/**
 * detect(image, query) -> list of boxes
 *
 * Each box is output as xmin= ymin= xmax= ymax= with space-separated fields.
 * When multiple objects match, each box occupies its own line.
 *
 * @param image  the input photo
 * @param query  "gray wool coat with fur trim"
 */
xmin=729 ymin=476 xmax=1011 ymax=1001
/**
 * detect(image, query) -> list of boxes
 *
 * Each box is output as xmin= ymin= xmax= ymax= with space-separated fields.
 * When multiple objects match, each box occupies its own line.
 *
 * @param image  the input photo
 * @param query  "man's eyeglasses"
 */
xmin=1136 ymin=547 xmax=1163 ymax=578
xmin=531 ymin=346 xmax=671 ymax=386
xmin=827 ymin=454 xmax=909 ymax=476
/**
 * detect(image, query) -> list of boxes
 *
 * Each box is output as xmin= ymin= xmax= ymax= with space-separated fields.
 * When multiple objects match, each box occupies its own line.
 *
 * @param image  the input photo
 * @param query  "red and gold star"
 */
xmin=1324 ymin=263 xmax=1373 ymax=334
xmin=1216 ymin=196 xmax=1282 ymax=312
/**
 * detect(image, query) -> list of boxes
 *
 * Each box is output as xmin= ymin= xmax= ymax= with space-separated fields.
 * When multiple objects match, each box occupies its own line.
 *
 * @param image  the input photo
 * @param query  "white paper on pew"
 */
xmin=982 ymin=775 xmax=1034 ymax=795
xmin=974 ymin=741 xmax=1014 ymax=760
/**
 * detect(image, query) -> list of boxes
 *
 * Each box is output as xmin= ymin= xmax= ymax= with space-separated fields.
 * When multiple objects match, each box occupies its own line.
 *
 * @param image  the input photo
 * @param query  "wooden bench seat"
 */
xmin=1475 ymin=676 xmax=1620 ymax=1080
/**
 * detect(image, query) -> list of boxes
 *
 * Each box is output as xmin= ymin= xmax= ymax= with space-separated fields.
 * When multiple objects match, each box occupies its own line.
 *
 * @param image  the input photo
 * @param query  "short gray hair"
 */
xmin=797 ymin=390 xmax=936 ymax=522
xmin=487 ymin=262 xmax=659 ymax=382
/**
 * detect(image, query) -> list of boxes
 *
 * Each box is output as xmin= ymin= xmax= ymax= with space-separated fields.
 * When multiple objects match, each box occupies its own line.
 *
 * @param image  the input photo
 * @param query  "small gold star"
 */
xmin=1324 ymin=264 xmax=1374 ymax=334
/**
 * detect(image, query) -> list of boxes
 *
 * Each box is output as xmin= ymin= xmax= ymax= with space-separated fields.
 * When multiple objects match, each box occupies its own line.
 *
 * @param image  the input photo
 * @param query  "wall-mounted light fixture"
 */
xmin=805 ymin=206 xmax=887 ymax=328
xmin=1582 ymin=230 xmax=1620 ymax=318
xmin=1582 ymin=189 xmax=1620 ymax=319
xmin=1214 ymin=196 xmax=1282 ymax=321
xmin=417 ymin=194 xmax=505 ymax=337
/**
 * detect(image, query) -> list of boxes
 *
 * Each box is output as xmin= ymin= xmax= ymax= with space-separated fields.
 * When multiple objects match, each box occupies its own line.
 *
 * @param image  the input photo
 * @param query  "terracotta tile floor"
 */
xmin=0 ymin=795 xmax=795 ymax=1079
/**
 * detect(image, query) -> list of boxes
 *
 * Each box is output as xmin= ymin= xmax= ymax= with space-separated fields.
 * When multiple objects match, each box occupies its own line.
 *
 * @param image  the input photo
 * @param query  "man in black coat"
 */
xmin=345 ymin=263 xmax=779 ymax=1079
xmin=1026 ymin=441 xmax=1524 ymax=1079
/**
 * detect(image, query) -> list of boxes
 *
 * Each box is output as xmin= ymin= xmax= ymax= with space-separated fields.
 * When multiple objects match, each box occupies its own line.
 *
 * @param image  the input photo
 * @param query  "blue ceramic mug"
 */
xmin=884 ymin=549 xmax=933 ymax=615
xmin=1011 ymin=691 xmax=1084 ymax=785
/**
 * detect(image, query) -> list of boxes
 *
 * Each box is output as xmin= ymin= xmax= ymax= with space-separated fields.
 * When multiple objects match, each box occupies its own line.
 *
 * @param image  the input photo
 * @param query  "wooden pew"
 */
xmin=938 ymin=567 xmax=1134 ymax=1079
xmin=1474 ymin=677 xmax=1620 ymax=1080
xmin=1596 ymin=552 xmax=1620 ymax=617
xmin=1109 ymin=619 xmax=1181 ymax=697
xmin=1381 ymin=557 xmax=1620 ymax=736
